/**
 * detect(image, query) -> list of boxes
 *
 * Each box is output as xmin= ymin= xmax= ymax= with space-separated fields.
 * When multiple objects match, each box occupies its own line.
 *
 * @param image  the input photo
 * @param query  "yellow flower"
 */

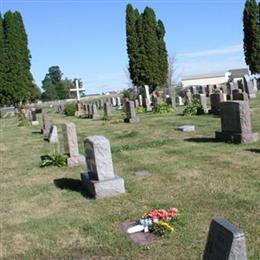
xmin=159 ymin=221 xmax=175 ymax=232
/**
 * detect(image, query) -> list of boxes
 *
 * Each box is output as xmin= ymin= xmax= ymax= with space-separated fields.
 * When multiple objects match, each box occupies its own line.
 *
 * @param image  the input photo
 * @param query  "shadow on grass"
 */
xmin=54 ymin=178 xmax=93 ymax=199
xmin=32 ymin=131 xmax=42 ymax=134
xmin=246 ymin=149 xmax=260 ymax=154
xmin=185 ymin=137 xmax=217 ymax=143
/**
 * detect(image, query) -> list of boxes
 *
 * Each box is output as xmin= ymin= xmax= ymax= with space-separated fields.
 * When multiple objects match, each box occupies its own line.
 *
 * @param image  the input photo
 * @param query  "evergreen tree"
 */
xmin=41 ymin=66 xmax=70 ymax=101
xmin=125 ymin=5 xmax=168 ymax=93
xmin=0 ymin=13 xmax=5 ymax=105
xmin=243 ymin=0 xmax=260 ymax=74
xmin=0 ymin=11 xmax=35 ymax=107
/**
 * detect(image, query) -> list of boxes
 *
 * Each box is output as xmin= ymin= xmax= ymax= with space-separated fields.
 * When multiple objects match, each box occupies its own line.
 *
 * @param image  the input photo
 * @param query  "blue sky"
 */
xmin=1 ymin=0 xmax=248 ymax=94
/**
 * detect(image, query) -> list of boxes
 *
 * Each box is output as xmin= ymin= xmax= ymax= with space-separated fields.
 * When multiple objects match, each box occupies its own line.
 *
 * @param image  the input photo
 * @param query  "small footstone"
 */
xmin=135 ymin=171 xmax=151 ymax=177
xmin=176 ymin=125 xmax=195 ymax=132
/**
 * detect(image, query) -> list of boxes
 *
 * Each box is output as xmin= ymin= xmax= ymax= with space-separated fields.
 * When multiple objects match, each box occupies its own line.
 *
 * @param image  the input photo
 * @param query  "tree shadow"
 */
xmin=54 ymin=178 xmax=93 ymax=199
xmin=185 ymin=137 xmax=217 ymax=143
xmin=246 ymin=149 xmax=260 ymax=154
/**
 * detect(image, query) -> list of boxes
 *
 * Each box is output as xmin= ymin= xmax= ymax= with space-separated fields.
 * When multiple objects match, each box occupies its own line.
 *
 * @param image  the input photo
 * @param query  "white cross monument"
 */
xmin=70 ymin=79 xmax=85 ymax=101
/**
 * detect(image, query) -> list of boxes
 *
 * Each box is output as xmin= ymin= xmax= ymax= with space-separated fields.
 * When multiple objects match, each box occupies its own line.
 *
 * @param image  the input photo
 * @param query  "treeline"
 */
xmin=126 ymin=4 xmax=168 ymax=93
xmin=0 ymin=11 xmax=40 ymax=107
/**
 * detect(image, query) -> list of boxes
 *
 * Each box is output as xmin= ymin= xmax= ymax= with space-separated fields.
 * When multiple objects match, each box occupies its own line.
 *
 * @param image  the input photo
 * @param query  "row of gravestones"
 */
xmin=184 ymin=75 xmax=257 ymax=99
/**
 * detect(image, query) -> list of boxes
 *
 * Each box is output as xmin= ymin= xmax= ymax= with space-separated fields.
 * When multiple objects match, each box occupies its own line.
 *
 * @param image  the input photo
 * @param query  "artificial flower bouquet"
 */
xmin=127 ymin=208 xmax=179 ymax=237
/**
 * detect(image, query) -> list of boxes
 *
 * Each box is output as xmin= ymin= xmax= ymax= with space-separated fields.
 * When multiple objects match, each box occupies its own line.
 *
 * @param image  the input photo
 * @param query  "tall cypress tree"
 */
xmin=0 ymin=13 xmax=5 ymax=105
xmin=125 ymin=5 xmax=168 ymax=92
xmin=1 ymin=11 xmax=34 ymax=107
xmin=157 ymin=20 xmax=168 ymax=87
xmin=243 ymin=0 xmax=260 ymax=74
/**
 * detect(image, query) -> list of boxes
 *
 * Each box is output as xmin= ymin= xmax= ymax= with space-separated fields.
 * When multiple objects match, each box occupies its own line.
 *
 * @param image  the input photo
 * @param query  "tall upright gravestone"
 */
xmin=124 ymin=101 xmax=139 ymax=123
xmin=104 ymin=102 xmax=112 ymax=117
xmin=81 ymin=136 xmax=125 ymax=198
xmin=210 ymin=93 xmax=224 ymax=115
xmin=203 ymin=218 xmax=247 ymax=260
xmin=41 ymin=112 xmax=50 ymax=136
xmin=48 ymin=125 xmax=58 ymax=143
xmin=62 ymin=123 xmax=85 ymax=167
xmin=215 ymin=101 xmax=259 ymax=144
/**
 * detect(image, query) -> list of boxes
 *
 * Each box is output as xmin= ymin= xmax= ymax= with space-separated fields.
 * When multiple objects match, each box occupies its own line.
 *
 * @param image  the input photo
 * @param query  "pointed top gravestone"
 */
xmin=48 ymin=125 xmax=58 ymax=143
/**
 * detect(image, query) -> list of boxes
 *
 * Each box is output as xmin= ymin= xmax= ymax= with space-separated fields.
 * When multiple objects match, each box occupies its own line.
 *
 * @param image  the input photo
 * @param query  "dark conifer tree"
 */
xmin=0 ymin=13 xmax=5 ymax=105
xmin=243 ymin=0 xmax=260 ymax=74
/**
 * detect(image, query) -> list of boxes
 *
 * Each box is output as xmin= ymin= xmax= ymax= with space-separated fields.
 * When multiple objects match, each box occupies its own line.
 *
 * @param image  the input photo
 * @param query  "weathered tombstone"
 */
xmin=48 ymin=125 xmax=58 ymax=143
xmin=124 ymin=101 xmax=139 ymax=123
xmin=243 ymin=75 xmax=256 ymax=98
xmin=31 ymin=108 xmax=39 ymax=126
xmin=138 ymin=95 xmax=143 ymax=107
xmin=222 ymin=93 xmax=227 ymax=102
xmin=75 ymin=102 xmax=84 ymax=117
xmin=144 ymin=98 xmax=152 ymax=112
xmin=199 ymin=94 xmax=208 ymax=113
xmin=144 ymin=85 xmax=151 ymax=104
xmin=233 ymin=92 xmax=249 ymax=101
xmin=41 ymin=112 xmax=50 ymax=135
xmin=215 ymin=101 xmax=259 ymax=144
xmin=83 ymin=103 xmax=89 ymax=118
xmin=111 ymin=97 xmax=116 ymax=107
xmin=210 ymin=93 xmax=224 ymax=115
xmin=203 ymin=218 xmax=247 ymax=260
xmin=104 ymin=102 xmax=112 ymax=117
xmin=134 ymin=99 xmax=139 ymax=108
xmin=175 ymin=96 xmax=184 ymax=106
xmin=116 ymin=97 xmax=122 ymax=109
xmin=91 ymin=103 xmax=99 ymax=120
xmin=62 ymin=123 xmax=85 ymax=167
xmin=87 ymin=103 xmax=92 ymax=118
xmin=81 ymin=136 xmax=126 ymax=198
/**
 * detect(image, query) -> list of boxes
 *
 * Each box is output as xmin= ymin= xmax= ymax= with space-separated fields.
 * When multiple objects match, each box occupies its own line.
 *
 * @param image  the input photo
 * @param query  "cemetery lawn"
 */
xmin=1 ymin=95 xmax=260 ymax=260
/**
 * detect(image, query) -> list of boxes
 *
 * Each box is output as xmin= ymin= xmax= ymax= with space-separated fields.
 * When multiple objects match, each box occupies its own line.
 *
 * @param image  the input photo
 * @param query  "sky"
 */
xmin=1 ymin=0 xmax=249 ymax=94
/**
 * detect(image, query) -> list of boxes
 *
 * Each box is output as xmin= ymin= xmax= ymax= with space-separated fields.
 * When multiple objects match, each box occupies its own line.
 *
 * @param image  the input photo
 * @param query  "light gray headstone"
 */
xmin=138 ymin=95 xmax=143 ymax=107
xmin=48 ymin=125 xmax=58 ymax=143
xmin=41 ymin=112 xmax=50 ymax=135
xmin=104 ymin=102 xmax=112 ymax=117
xmin=203 ymin=218 xmax=247 ymax=260
xmin=92 ymin=103 xmax=99 ymax=119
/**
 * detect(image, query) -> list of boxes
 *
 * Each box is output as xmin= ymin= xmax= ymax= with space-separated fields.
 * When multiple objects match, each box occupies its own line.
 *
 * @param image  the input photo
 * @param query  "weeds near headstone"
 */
xmin=153 ymin=102 xmax=173 ymax=114
xmin=183 ymin=99 xmax=204 ymax=116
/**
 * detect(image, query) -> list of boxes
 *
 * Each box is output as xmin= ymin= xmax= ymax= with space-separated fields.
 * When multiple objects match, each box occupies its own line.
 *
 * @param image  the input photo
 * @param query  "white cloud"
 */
xmin=179 ymin=44 xmax=243 ymax=58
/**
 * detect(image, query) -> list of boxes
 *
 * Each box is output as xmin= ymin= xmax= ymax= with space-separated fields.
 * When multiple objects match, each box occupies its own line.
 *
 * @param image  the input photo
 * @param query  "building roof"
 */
xmin=182 ymin=71 xmax=226 ymax=81
xmin=228 ymin=68 xmax=249 ymax=78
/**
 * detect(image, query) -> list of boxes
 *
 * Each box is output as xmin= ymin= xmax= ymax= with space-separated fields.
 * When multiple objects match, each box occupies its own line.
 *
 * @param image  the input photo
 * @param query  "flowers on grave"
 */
xmin=126 ymin=208 xmax=179 ymax=237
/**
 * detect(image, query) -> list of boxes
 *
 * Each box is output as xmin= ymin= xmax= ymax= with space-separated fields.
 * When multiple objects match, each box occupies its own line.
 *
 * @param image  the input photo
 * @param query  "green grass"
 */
xmin=1 ymin=94 xmax=260 ymax=259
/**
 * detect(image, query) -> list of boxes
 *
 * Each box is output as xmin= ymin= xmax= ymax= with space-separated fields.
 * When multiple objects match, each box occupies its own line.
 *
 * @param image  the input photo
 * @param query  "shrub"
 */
xmin=183 ymin=99 xmax=204 ymax=116
xmin=64 ymin=103 xmax=76 ymax=116
xmin=40 ymin=153 xmax=67 ymax=167
xmin=17 ymin=112 xmax=30 ymax=127
xmin=136 ymin=106 xmax=145 ymax=113
xmin=154 ymin=102 xmax=173 ymax=114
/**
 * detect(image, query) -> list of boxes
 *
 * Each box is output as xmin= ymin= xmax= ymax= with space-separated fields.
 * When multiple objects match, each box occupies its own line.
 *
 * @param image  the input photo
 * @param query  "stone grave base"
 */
xmin=124 ymin=117 xmax=140 ymax=123
xmin=92 ymin=114 xmax=100 ymax=120
xmin=67 ymin=155 xmax=85 ymax=167
xmin=81 ymin=172 xmax=125 ymax=199
xmin=215 ymin=131 xmax=259 ymax=144
xmin=32 ymin=121 xmax=39 ymax=126
xmin=116 ymin=220 xmax=159 ymax=245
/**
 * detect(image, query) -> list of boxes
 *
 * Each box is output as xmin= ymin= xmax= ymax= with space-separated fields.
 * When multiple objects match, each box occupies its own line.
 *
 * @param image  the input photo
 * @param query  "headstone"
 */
xmin=83 ymin=103 xmax=89 ymax=118
xmin=243 ymin=75 xmax=256 ymax=98
xmin=199 ymin=94 xmax=208 ymax=113
xmin=41 ymin=112 xmax=50 ymax=135
xmin=138 ymin=95 xmax=143 ymax=107
xmin=104 ymin=102 xmax=112 ymax=117
xmin=62 ymin=123 xmax=85 ymax=167
xmin=75 ymin=102 xmax=84 ymax=117
xmin=233 ymin=92 xmax=249 ymax=101
xmin=185 ymin=89 xmax=192 ymax=105
xmin=124 ymin=101 xmax=139 ymax=123
xmin=144 ymin=98 xmax=152 ymax=112
xmin=87 ymin=103 xmax=93 ymax=118
xmin=48 ymin=125 xmax=58 ymax=143
xmin=116 ymin=97 xmax=122 ymax=109
xmin=176 ymin=125 xmax=195 ymax=132
xmin=210 ymin=93 xmax=224 ymax=115
xmin=81 ymin=136 xmax=126 ymax=198
xmin=203 ymin=218 xmax=247 ymax=260
xmin=175 ymin=96 xmax=184 ymax=106
xmin=206 ymin=85 xmax=213 ymax=97
xmin=31 ymin=108 xmax=39 ymax=126
xmin=222 ymin=93 xmax=227 ymax=102
xmin=91 ymin=103 xmax=100 ymax=120
xmin=111 ymin=97 xmax=116 ymax=107
xmin=134 ymin=99 xmax=139 ymax=108
xmin=144 ymin=85 xmax=151 ymax=104
xmin=215 ymin=101 xmax=259 ymax=144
